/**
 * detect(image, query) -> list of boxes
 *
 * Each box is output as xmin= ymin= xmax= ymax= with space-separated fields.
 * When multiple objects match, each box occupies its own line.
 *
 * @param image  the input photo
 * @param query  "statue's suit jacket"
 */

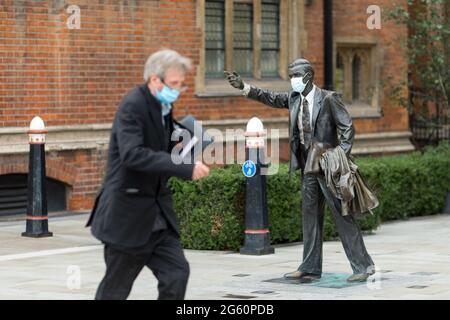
xmin=246 ymin=85 xmax=355 ymax=173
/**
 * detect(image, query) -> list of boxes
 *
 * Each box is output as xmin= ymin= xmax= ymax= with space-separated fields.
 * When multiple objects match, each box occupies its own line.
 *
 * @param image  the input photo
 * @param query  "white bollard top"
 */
xmin=245 ymin=117 xmax=265 ymax=148
xmin=29 ymin=116 xmax=46 ymax=131
xmin=28 ymin=116 xmax=47 ymax=144
xmin=246 ymin=117 xmax=264 ymax=133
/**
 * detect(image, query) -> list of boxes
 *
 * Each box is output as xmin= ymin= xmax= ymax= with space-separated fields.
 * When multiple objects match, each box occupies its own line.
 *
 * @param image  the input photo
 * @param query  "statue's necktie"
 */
xmin=302 ymin=98 xmax=312 ymax=148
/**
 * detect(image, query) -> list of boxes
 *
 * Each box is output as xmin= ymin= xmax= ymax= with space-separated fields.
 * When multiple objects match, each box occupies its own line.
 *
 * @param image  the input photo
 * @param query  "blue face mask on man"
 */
xmin=155 ymin=80 xmax=180 ymax=105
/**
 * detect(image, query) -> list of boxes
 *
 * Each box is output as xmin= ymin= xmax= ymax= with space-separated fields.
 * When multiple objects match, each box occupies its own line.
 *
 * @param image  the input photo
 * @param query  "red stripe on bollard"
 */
xmin=26 ymin=215 xmax=48 ymax=221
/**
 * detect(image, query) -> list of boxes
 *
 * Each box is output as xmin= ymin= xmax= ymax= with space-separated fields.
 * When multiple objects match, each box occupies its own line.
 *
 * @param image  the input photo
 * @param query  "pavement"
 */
xmin=0 ymin=213 xmax=450 ymax=300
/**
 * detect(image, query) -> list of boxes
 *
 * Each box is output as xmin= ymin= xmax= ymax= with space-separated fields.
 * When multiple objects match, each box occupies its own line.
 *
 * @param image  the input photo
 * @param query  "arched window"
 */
xmin=352 ymin=54 xmax=361 ymax=101
xmin=335 ymin=53 xmax=345 ymax=95
xmin=335 ymin=43 xmax=378 ymax=110
xmin=0 ymin=174 xmax=67 ymax=217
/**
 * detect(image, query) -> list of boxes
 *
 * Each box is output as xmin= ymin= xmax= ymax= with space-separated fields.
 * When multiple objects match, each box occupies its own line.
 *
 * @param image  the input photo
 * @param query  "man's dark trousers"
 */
xmin=298 ymin=148 xmax=374 ymax=276
xmin=95 ymin=228 xmax=189 ymax=300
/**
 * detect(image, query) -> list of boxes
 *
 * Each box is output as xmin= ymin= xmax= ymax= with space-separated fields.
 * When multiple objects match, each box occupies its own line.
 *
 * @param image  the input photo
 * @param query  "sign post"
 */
xmin=240 ymin=117 xmax=274 ymax=255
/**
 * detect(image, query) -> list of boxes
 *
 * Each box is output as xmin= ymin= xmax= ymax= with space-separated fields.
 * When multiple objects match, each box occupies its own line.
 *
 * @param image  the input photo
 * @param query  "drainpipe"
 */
xmin=324 ymin=0 xmax=333 ymax=90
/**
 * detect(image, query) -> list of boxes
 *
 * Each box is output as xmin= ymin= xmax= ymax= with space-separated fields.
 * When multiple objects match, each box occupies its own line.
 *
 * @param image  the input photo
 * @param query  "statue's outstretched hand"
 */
xmin=224 ymin=70 xmax=244 ymax=90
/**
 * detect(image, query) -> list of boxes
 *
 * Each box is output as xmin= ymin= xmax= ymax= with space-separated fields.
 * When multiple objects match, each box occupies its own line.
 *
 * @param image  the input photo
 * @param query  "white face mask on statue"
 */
xmin=291 ymin=76 xmax=308 ymax=93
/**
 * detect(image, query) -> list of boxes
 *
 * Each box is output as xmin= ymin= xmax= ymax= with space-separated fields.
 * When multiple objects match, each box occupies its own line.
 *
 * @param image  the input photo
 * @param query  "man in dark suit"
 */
xmin=225 ymin=58 xmax=375 ymax=283
xmin=87 ymin=49 xmax=210 ymax=300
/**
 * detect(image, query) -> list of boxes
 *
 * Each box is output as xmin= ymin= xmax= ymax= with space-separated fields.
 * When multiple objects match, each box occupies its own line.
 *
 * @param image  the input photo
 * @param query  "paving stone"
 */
xmin=0 ymin=214 xmax=450 ymax=299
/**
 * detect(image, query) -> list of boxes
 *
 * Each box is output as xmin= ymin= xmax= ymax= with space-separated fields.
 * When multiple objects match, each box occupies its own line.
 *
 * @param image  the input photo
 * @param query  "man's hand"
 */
xmin=224 ymin=70 xmax=244 ymax=90
xmin=192 ymin=161 xmax=210 ymax=180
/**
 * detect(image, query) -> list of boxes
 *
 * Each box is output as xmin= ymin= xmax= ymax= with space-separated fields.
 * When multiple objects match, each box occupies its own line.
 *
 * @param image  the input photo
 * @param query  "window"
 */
xmin=205 ymin=1 xmax=225 ymax=78
xmin=334 ymin=43 xmax=379 ymax=108
xmin=352 ymin=54 xmax=361 ymax=101
xmin=335 ymin=53 xmax=344 ymax=95
xmin=197 ymin=0 xmax=307 ymax=96
xmin=261 ymin=0 xmax=280 ymax=77
xmin=204 ymin=0 xmax=281 ymax=80
xmin=233 ymin=2 xmax=254 ymax=77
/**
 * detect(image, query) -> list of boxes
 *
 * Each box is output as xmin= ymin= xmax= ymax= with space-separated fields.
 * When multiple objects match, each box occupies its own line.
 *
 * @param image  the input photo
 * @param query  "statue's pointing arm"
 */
xmin=224 ymin=70 xmax=289 ymax=109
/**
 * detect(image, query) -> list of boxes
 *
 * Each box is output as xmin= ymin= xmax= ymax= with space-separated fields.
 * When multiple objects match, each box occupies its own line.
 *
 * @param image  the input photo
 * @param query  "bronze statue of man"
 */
xmin=225 ymin=59 xmax=375 ymax=283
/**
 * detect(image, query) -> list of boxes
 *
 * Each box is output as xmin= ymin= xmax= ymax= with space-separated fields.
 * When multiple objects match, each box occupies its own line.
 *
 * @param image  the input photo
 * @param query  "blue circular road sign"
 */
xmin=242 ymin=160 xmax=257 ymax=178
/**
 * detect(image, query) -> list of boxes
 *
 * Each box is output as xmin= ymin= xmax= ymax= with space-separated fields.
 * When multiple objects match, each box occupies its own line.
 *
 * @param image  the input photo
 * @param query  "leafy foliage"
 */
xmin=388 ymin=0 xmax=450 ymax=112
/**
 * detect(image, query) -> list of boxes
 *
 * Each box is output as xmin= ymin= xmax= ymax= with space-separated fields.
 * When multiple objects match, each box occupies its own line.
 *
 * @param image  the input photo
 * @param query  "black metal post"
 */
xmin=444 ymin=192 xmax=450 ymax=214
xmin=22 ymin=117 xmax=52 ymax=238
xmin=240 ymin=123 xmax=274 ymax=255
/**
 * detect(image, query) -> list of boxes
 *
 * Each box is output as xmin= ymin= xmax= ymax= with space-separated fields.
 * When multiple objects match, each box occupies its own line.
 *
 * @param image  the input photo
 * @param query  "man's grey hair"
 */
xmin=143 ymin=49 xmax=192 ymax=82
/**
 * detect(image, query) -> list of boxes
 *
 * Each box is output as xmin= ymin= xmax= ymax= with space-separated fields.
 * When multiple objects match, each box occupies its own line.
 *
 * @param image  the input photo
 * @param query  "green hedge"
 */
xmin=356 ymin=143 xmax=450 ymax=221
xmin=170 ymin=143 xmax=450 ymax=251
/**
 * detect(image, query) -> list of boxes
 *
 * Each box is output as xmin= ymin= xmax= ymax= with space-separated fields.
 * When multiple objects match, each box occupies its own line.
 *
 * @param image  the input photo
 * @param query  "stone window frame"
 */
xmin=195 ymin=0 xmax=307 ymax=97
xmin=333 ymin=37 xmax=382 ymax=118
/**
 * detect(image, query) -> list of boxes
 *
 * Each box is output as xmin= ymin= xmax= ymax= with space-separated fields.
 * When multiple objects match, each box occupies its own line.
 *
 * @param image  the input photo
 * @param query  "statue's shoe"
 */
xmin=346 ymin=273 xmax=371 ymax=282
xmin=283 ymin=271 xmax=321 ymax=283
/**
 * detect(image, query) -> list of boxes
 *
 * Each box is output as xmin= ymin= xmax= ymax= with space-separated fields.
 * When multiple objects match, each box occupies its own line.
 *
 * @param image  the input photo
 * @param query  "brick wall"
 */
xmin=1 ymin=0 xmax=155 ymax=127
xmin=0 ymin=0 xmax=289 ymax=126
xmin=0 ymin=0 xmax=409 ymax=126
xmin=0 ymin=0 xmax=410 ymax=211
xmin=332 ymin=0 xmax=410 ymax=133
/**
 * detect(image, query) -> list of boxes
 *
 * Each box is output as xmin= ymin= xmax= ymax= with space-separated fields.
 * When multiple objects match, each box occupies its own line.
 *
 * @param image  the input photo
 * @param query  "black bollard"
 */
xmin=240 ymin=117 xmax=274 ymax=255
xmin=444 ymin=192 xmax=450 ymax=214
xmin=22 ymin=116 xmax=53 ymax=238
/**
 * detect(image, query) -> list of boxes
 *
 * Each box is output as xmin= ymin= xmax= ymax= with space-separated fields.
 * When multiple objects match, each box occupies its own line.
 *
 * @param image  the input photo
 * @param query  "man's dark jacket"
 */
xmin=86 ymin=84 xmax=194 ymax=248
xmin=246 ymin=85 xmax=354 ymax=173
